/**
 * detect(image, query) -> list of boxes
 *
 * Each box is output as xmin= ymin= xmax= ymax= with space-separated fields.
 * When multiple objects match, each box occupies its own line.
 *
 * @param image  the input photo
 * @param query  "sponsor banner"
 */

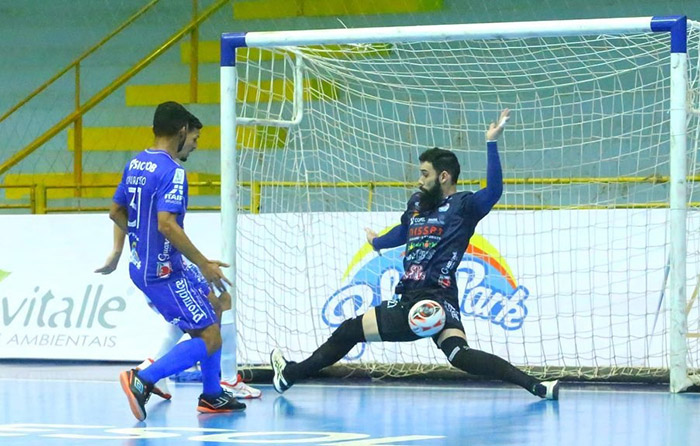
xmin=233 ymin=210 xmax=699 ymax=368
xmin=0 ymin=215 xmax=171 ymax=360
xmin=1 ymin=211 xmax=698 ymax=365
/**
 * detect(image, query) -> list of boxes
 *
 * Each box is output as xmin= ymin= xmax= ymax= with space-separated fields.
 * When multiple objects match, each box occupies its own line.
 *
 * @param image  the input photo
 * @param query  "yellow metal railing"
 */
xmin=4 ymin=176 xmax=700 ymax=214
xmin=0 ymin=0 xmax=162 ymax=192
xmin=0 ymin=0 xmax=162 ymax=125
xmin=0 ymin=185 xmax=36 ymax=212
xmin=190 ymin=0 xmax=200 ymax=103
xmin=0 ymin=182 xmax=229 ymax=214
xmin=0 ymin=0 xmax=227 ymax=179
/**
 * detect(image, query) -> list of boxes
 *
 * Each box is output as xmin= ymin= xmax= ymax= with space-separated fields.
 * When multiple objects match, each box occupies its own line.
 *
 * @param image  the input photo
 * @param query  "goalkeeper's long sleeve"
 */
xmin=371 ymin=223 xmax=408 ymax=251
xmin=471 ymin=141 xmax=503 ymax=218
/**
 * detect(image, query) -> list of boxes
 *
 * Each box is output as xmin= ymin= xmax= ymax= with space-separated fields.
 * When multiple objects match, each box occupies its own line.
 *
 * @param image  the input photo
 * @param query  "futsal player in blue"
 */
xmin=96 ymin=113 xmax=261 ymax=401
xmin=109 ymin=101 xmax=245 ymax=420
xmin=271 ymin=109 xmax=560 ymax=400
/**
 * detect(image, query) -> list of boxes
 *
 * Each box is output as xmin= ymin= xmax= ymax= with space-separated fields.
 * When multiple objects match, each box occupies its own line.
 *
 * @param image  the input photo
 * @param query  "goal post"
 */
xmin=220 ymin=17 xmax=699 ymax=391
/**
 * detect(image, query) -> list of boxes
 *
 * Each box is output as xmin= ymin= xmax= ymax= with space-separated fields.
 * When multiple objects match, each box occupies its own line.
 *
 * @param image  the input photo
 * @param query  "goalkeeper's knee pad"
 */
xmin=440 ymin=336 xmax=471 ymax=367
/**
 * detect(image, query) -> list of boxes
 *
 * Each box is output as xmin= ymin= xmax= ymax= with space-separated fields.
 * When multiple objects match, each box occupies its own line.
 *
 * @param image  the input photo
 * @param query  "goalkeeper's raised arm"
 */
xmin=470 ymin=108 xmax=510 ymax=219
xmin=365 ymin=108 xmax=511 ymax=250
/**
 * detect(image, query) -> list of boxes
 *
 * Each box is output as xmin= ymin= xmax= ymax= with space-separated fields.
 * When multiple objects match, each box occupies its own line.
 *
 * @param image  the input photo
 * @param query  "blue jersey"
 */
xmin=113 ymin=149 xmax=188 ymax=288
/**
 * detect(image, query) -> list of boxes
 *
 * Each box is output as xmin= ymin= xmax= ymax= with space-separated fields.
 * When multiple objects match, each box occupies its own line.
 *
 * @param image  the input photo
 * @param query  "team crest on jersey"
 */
xmin=157 ymin=261 xmax=172 ymax=278
xmin=173 ymin=168 xmax=185 ymax=185
xmin=438 ymin=275 xmax=451 ymax=288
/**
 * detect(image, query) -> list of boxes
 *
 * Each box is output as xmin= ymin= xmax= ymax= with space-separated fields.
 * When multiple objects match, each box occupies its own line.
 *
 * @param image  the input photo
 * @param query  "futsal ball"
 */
xmin=407 ymin=299 xmax=446 ymax=337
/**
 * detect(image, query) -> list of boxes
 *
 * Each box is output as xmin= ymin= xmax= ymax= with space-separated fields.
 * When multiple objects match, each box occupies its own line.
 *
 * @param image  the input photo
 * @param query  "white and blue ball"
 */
xmin=407 ymin=299 xmax=446 ymax=337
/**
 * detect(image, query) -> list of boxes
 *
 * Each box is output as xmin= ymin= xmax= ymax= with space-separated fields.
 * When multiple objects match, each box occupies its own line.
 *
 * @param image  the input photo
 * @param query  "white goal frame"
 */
xmin=219 ymin=16 xmax=691 ymax=392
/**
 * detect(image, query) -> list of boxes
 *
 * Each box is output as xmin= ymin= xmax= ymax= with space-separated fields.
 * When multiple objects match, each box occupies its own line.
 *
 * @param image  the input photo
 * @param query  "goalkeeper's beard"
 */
xmin=418 ymin=182 xmax=443 ymax=212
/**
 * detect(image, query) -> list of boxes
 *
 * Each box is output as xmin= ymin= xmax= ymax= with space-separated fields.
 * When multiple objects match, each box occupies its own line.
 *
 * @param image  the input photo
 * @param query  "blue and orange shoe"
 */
xmin=197 ymin=390 xmax=246 ymax=413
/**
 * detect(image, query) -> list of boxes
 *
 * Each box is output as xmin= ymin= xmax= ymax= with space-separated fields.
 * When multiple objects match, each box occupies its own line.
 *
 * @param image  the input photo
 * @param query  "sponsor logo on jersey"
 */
xmin=129 ymin=159 xmax=158 ymax=172
xmin=403 ymin=264 xmax=425 ymax=281
xmin=408 ymin=225 xmax=443 ymax=237
xmin=158 ymin=239 xmax=171 ymax=262
xmin=164 ymin=184 xmax=184 ymax=202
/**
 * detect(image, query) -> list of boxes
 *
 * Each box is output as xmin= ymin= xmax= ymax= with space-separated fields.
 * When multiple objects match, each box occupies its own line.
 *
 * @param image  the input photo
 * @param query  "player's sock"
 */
xmin=220 ymin=310 xmax=238 ymax=380
xmin=441 ymin=336 xmax=541 ymax=396
xmin=284 ymin=317 xmax=363 ymax=382
xmin=138 ymin=338 xmax=208 ymax=384
xmin=136 ymin=358 xmax=153 ymax=370
xmin=200 ymin=348 xmax=223 ymax=397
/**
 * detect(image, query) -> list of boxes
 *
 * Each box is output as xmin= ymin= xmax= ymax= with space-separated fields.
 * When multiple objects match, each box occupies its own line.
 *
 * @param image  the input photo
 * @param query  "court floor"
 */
xmin=0 ymin=363 xmax=698 ymax=446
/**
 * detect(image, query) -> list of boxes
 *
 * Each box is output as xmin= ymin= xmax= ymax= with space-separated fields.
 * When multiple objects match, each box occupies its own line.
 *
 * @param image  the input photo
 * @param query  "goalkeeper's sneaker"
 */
xmin=270 ymin=349 xmax=292 ymax=394
xmin=221 ymin=374 xmax=262 ymax=399
xmin=119 ymin=369 xmax=153 ymax=421
xmin=197 ymin=390 xmax=247 ymax=413
xmin=135 ymin=358 xmax=172 ymax=400
xmin=541 ymin=380 xmax=560 ymax=400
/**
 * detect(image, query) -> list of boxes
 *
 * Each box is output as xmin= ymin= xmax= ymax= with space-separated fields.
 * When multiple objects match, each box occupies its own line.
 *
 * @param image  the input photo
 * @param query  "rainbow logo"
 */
xmin=322 ymin=230 xmax=530 ymax=335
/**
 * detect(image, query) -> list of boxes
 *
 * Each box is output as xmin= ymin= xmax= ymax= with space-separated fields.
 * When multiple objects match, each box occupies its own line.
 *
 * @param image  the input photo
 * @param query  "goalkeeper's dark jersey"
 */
xmin=372 ymin=141 xmax=503 ymax=299
xmin=396 ymin=190 xmax=489 ymax=298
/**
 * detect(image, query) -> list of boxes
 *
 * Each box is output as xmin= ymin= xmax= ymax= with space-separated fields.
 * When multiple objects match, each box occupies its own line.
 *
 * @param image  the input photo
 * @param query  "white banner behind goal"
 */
xmin=0 ymin=212 xmax=698 ymax=379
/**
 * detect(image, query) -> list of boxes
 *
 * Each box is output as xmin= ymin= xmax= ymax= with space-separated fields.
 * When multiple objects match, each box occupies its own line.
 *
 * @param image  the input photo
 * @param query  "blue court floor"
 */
xmin=0 ymin=364 xmax=699 ymax=446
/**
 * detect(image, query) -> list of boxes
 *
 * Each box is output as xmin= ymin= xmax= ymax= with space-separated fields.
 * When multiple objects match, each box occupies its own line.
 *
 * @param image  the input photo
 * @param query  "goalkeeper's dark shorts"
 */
xmin=374 ymin=288 xmax=464 ymax=343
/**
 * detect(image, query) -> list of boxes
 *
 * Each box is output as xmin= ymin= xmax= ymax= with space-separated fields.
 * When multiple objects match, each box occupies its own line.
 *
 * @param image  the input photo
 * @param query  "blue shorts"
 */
xmin=139 ymin=264 xmax=217 ymax=331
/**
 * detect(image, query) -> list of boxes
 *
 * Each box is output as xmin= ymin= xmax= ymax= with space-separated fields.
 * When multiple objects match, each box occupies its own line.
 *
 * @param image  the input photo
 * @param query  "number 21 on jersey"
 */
xmin=127 ymin=186 xmax=142 ymax=228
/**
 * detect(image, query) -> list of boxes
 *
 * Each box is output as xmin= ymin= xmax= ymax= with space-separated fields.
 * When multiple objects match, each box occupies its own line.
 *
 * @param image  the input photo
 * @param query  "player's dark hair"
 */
xmin=188 ymin=114 xmax=203 ymax=131
xmin=153 ymin=101 xmax=192 ymax=137
xmin=419 ymin=147 xmax=460 ymax=183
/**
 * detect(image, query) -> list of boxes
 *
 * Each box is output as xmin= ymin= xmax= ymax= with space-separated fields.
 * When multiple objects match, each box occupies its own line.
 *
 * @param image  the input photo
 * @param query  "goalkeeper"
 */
xmin=271 ymin=109 xmax=559 ymax=400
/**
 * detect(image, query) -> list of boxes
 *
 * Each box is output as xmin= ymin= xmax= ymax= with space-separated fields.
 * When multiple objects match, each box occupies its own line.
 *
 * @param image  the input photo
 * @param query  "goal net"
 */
xmin=221 ymin=18 xmax=700 ymax=388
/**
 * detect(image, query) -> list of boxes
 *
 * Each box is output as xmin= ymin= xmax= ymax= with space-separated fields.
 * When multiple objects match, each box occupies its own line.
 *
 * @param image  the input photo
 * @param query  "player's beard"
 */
xmin=418 ymin=181 xmax=443 ymax=212
xmin=176 ymin=133 xmax=188 ymax=162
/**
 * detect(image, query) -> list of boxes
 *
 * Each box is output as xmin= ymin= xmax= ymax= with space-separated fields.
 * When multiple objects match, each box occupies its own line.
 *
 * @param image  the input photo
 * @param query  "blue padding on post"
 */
xmin=651 ymin=15 xmax=687 ymax=53
xmin=220 ymin=32 xmax=247 ymax=66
